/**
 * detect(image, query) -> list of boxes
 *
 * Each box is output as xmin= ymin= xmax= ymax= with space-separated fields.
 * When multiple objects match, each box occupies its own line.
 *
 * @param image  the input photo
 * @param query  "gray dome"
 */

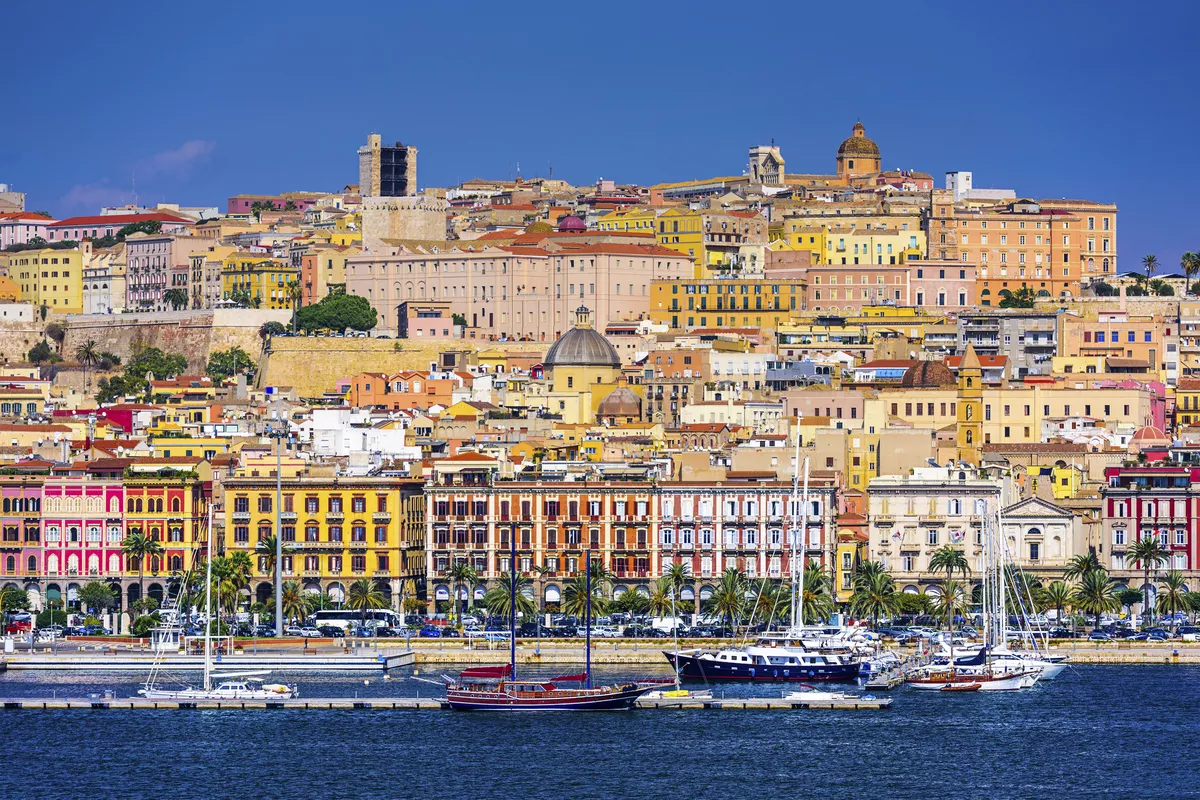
xmin=543 ymin=306 xmax=621 ymax=369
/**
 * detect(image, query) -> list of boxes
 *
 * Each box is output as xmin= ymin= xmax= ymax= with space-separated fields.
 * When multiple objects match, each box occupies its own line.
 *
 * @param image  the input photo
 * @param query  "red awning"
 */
xmin=551 ymin=673 xmax=587 ymax=683
xmin=460 ymin=666 xmax=510 ymax=679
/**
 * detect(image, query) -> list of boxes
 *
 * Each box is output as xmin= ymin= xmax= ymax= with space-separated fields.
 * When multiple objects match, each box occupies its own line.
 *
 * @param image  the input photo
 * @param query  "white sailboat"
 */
xmin=138 ymin=504 xmax=297 ymax=700
xmin=908 ymin=496 xmax=1040 ymax=692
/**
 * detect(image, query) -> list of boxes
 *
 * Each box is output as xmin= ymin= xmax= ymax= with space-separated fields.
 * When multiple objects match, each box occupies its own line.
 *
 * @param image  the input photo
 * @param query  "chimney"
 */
xmin=1119 ymin=283 xmax=1126 ymax=314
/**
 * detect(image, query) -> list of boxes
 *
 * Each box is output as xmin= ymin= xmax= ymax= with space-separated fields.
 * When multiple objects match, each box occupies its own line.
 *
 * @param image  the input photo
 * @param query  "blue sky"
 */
xmin=4 ymin=1 xmax=1198 ymax=269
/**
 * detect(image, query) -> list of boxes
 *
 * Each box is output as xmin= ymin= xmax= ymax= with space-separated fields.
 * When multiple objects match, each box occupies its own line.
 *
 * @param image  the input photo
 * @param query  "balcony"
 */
xmin=326 ymin=512 xmax=344 ymax=523
xmin=372 ymin=512 xmax=392 ymax=523
xmin=280 ymin=511 xmax=297 ymax=522
xmin=231 ymin=511 xmax=251 ymax=522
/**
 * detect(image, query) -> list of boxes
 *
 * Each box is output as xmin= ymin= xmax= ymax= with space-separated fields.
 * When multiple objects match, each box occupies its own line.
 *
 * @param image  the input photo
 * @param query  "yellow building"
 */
xmin=222 ymin=254 xmax=298 ymax=309
xmin=331 ymin=212 xmax=363 ymax=246
xmin=222 ymin=475 xmax=425 ymax=607
xmin=4 ymin=247 xmax=83 ymax=313
xmin=649 ymin=277 xmax=803 ymax=330
xmin=600 ymin=208 xmax=769 ymax=278
xmin=595 ymin=207 xmax=660 ymax=235
xmin=1178 ymin=379 xmax=1200 ymax=427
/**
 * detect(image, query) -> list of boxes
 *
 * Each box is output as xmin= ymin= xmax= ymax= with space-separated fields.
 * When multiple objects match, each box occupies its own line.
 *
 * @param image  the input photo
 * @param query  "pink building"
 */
xmin=124 ymin=232 xmax=206 ymax=311
xmin=227 ymin=194 xmax=322 ymax=215
xmin=41 ymin=478 xmax=125 ymax=609
xmin=0 ymin=477 xmax=44 ymax=605
xmin=909 ymin=260 xmax=977 ymax=311
xmin=47 ymin=212 xmax=192 ymax=243
xmin=0 ymin=212 xmax=55 ymax=248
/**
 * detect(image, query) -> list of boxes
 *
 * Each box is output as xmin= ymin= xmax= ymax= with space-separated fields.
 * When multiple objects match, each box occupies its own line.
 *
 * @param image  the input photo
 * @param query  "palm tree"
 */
xmin=445 ymin=562 xmax=478 ymax=627
xmin=75 ymin=339 xmax=100 ymax=396
xmin=751 ymin=580 xmax=787 ymax=625
xmin=482 ymin=573 xmax=536 ymax=619
xmin=255 ymin=533 xmax=289 ymax=611
xmin=707 ymin=567 xmax=748 ymax=629
xmin=561 ymin=572 xmax=607 ymax=626
xmin=1182 ymin=252 xmax=1199 ymax=297
xmin=531 ymin=564 xmax=551 ymax=623
xmin=1063 ymin=551 xmax=1102 ymax=582
xmin=1043 ymin=580 xmax=1072 ymax=625
xmin=121 ymin=531 xmax=163 ymax=609
xmin=1126 ymin=536 xmax=1169 ymax=627
xmin=280 ymin=580 xmax=307 ymax=626
xmin=1142 ymin=253 xmax=1159 ymax=286
xmin=1156 ymin=570 xmax=1188 ymax=630
xmin=934 ymin=579 xmax=970 ymax=627
xmin=646 ymin=576 xmax=674 ymax=618
xmin=347 ymin=578 xmax=387 ymax=629
xmin=800 ymin=559 xmax=833 ymax=624
xmin=850 ymin=564 xmax=899 ymax=627
xmin=1072 ymin=570 xmax=1120 ymax=629
xmin=927 ymin=544 xmax=971 ymax=635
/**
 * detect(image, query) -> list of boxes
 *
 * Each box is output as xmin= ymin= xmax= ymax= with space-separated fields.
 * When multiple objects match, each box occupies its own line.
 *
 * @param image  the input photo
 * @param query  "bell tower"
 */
xmin=956 ymin=344 xmax=983 ymax=465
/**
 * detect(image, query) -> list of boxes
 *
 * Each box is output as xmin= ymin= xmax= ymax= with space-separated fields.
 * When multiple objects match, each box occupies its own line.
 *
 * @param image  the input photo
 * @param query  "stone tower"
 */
xmin=956 ymin=344 xmax=983 ymax=465
xmin=749 ymin=144 xmax=785 ymax=186
xmin=357 ymin=134 xmax=418 ymax=198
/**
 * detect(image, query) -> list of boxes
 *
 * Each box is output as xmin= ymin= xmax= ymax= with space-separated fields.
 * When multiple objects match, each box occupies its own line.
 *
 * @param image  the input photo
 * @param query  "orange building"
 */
xmin=344 ymin=370 xmax=463 ymax=411
xmin=929 ymin=192 xmax=1114 ymax=298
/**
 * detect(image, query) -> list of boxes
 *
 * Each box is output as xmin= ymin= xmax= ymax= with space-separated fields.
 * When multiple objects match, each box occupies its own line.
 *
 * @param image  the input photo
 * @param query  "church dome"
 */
xmin=900 ymin=361 xmax=956 ymax=388
xmin=597 ymin=386 xmax=641 ymax=418
xmin=837 ymin=122 xmax=880 ymax=157
xmin=543 ymin=307 xmax=621 ymax=369
xmin=557 ymin=215 xmax=586 ymax=232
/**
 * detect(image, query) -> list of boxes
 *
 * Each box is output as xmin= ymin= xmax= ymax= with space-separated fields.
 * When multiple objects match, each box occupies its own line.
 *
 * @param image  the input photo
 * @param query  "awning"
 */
xmin=460 ymin=666 xmax=510 ymax=679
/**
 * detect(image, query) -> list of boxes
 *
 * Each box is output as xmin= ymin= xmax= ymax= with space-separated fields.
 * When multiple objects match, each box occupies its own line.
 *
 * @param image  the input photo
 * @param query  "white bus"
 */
xmin=308 ymin=609 xmax=403 ymax=631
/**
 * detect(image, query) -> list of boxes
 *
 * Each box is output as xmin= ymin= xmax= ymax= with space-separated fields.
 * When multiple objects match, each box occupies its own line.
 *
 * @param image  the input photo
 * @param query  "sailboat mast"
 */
xmin=509 ymin=521 xmax=517 ymax=681
xmin=789 ymin=430 xmax=801 ymax=630
xmin=203 ymin=502 xmax=213 ymax=691
xmin=585 ymin=548 xmax=592 ymax=689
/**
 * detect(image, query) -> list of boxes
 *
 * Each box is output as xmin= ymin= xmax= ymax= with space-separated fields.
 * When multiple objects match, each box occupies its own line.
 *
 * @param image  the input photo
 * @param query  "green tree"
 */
xmin=280 ymin=580 xmax=307 ymax=625
xmin=482 ymin=573 xmax=536 ymax=619
xmin=0 ymin=586 xmax=31 ymax=635
xmin=259 ymin=321 xmax=287 ymax=345
xmin=1182 ymin=252 xmax=1200 ymax=297
xmin=706 ymin=567 xmax=748 ymax=628
xmin=1148 ymin=279 xmax=1174 ymax=297
xmin=117 ymin=220 xmax=162 ymax=239
xmin=121 ymin=531 xmax=163 ymax=609
xmin=163 ymin=288 xmax=188 ymax=310
xmin=611 ymin=588 xmax=650 ymax=616
xmin=1156 ymin=570 xmax=1188 ymax=629
xmin=999 ymin=285 xmax=1037 ymax=309
xmin=1126 ymin=535 xmax=1169 ymax=626
xmin=800 ymin=559 xmax=833 ymax=624
xmin=1117 ymin=588 xmax=1143 ymax=620
xmin=347 ymin=578 xmax=387 ymax=628
xmin=445 ymin=562 xmax=478 ymax=627
xmin=295 ymin=292 xmax=378 ymax=333
xmin=255 ymin=534 xmax=289 ymax=609
xmin=206 ymin=346 xmax=256 ymax=381
xmin=1142 ymin=253 xmax=1159 ymax=283
xmin=1091 ymin=281 xmax=1117 ymax=297
xmin=928 ymin=544 xmax=970 ymax=634
xmin=1072 ymin=570 xmax=1120 ymax=629
xmin=646 ymin=576 xmax=675 ymax=618
xmin=75 ymin=339 xmax=100 ymax=395
xmin=28 ymin=340 xmax=54 ymax=366
xmin=78 ymin=581 xmax=118 ymax=614
xmin=894 ymin=591 xmax=934 ymax=617
xmin=1043 ymin=580 xmax=1072 ymax=624
xmin=561 ymin=571 xmax=608 ymax=625
xmin=850 ymin=562 xmax=899 ymax=626
xmin=1063 ymin=552 xmax=1103 ymax=582
xmin=283 ymin=199 xmax=298 ymax=212
xmin=44 ymin=322 xmax=66 ymax=347
xmin=934 ymin=579 xmax=970 ymax=625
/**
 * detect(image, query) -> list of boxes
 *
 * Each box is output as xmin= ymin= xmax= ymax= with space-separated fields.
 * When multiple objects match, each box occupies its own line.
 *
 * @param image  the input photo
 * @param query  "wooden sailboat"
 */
xmin=444 ymin=542 xmax=648 ymax=711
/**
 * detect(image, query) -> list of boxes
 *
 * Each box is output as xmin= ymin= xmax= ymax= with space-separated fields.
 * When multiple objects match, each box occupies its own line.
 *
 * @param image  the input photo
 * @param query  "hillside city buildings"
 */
xmin=0 ymin=121 xmax=1195 ymax=629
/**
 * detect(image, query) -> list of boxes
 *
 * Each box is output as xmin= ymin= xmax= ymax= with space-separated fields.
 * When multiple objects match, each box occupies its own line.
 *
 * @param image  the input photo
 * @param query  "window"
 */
xmin=927 ymin=529 xmax=938 ymax=546
xmin=1028 ymin=542 xmax=1040 ymax=561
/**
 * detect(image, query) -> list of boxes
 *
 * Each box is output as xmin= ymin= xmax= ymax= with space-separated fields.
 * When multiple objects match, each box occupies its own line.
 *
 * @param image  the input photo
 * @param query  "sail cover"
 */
xmin=460 ymin=666 xmax=511 ymax=679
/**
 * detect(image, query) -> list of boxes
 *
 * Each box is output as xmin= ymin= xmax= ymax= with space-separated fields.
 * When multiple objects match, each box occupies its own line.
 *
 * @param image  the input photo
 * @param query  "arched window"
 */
xmin=27 ymin=555 xmax=37 ymax=572
xmin=170 ymin=555 xmax=182 ymax=571
xmin=2 ymin=499 xmax=9 ymax=513
xmin=171 ymin=498 xmax=181 ymax=513
xmin=4 ymin=555 xmax=13 ymax=573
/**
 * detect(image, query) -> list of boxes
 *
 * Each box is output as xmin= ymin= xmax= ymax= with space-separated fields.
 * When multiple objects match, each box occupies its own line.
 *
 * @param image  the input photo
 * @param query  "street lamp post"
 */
xmin=266 ymin=409 xmax=287 ymax=637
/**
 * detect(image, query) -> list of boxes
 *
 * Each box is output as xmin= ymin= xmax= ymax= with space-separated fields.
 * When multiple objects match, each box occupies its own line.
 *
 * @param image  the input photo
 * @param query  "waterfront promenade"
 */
xmin=4 ymin=637 xmax=1200 ymax=670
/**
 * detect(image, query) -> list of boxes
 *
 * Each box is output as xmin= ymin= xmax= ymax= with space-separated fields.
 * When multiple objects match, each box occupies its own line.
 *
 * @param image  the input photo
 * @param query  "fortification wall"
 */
xmin=59 ymin=310 xmax=289 ymax=373
xmin=261 ymin=337 xmax=547 ymax=397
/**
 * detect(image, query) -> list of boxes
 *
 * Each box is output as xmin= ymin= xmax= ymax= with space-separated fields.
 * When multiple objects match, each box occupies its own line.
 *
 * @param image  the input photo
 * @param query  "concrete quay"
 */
xmin=0 ymin=695 xmax=890 ymax=711
xmin=1 ymin=649 xmax=414 ymax=672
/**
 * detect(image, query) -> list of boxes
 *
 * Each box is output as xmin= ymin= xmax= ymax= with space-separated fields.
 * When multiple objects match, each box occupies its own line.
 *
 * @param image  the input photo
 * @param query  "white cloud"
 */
xmin=60 ymin=182 xmax=128 ymax=210
xmin=142 ymin=140 xmax=216 ymax=177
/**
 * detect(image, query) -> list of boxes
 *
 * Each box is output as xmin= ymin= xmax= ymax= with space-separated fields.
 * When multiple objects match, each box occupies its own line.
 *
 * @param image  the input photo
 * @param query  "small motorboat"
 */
xmin=940 ymin=682 xmax=982 ymax=692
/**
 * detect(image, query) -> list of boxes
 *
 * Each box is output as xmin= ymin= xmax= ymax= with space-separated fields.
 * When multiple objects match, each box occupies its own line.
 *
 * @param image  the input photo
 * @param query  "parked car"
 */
xmin=284 ymin=626 xmax=305 ymax=636
xmin=317 ymin=626 xmax=345 ymax=638
xmin=419 ymin=625 xmax=442 ymax=638
xmin=298 ymin=626 xmax=321 ymax=638
xmin=1178 ymin=626 xmax=1199 ymax=642
xmin=1088 ymin=631 xmax=1113 ymax=641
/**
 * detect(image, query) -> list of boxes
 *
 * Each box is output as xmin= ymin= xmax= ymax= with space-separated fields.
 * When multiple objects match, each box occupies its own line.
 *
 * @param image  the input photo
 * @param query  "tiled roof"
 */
xmin=49 ymin=212 xmax=192 ymax=228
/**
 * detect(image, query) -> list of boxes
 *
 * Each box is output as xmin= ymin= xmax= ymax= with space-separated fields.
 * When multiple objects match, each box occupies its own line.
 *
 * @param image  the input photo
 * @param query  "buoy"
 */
xmin=363 ymin=679 xmax=370 ymax=686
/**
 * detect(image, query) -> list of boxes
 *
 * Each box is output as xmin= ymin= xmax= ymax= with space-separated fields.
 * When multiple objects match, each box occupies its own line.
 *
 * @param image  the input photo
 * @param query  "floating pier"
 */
xmin=0 ymin=694 xmax=892 ymax=711
xmin=3 ymin=650 xmax=414 ymax=673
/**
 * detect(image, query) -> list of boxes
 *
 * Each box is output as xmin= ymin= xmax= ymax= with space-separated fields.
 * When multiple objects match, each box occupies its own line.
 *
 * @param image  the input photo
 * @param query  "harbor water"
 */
xmin=0 ymin=664 xmax=1197 ymax=798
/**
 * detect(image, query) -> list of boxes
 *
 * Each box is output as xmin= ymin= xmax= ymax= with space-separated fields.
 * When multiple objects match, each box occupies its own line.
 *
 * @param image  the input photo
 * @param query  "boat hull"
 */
xmin=665 ymin=651 xmax=861 ymax=682
xmin=444 ymin=685 xmax=646 ymax=711
xmin=138 ymin=688 xmax=296 ymax=700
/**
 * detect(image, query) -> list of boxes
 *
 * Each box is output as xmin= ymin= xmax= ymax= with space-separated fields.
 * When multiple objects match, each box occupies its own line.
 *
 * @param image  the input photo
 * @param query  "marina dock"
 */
xmin=2 ymin=650 xmax=414 ymax=672
xmin=0 ymin=694 xmax=892 ymax=711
